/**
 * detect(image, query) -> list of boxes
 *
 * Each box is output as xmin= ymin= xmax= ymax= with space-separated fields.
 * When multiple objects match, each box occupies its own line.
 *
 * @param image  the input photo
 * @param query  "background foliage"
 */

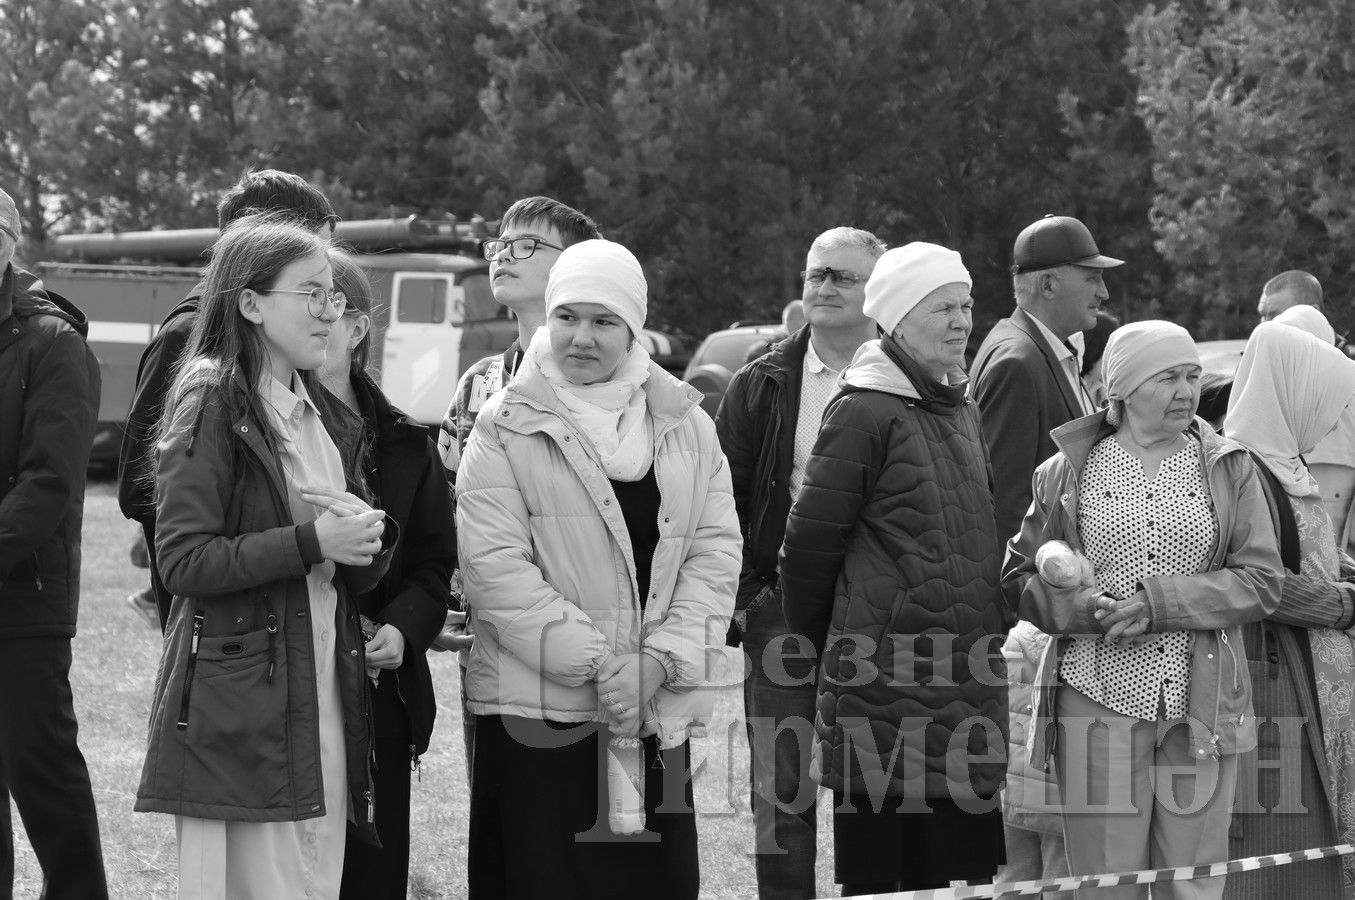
xmin=3 ymin=0 xmax=1347 ymax=340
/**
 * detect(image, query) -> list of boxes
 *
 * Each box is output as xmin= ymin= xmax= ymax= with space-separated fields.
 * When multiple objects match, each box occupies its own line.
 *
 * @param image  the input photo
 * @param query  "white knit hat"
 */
xmin=545 ymin=239 xmax=647 ymax=337
xmin=862 ymin=242 xmax=971 ymax=335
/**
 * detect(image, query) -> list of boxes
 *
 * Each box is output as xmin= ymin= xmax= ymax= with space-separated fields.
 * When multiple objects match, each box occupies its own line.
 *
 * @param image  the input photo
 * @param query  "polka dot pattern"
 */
xmin=1062 ymin=434 xmax=1216 ymax=721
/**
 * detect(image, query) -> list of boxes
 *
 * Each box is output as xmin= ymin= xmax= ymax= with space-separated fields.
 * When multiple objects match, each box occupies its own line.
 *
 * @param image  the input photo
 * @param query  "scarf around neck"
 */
xmin=521 ymin=327 xmax=655 ymax=481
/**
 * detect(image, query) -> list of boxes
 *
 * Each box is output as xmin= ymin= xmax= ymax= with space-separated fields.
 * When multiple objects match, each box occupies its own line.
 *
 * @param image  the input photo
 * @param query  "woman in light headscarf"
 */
xmin=1273 ymin=304 xmax=1355 ymax=559
xmin=455 ymin=239 xmax=740 ymax=899
xmin=1223 ymin=320 xmax=1355 ymax=900
xmin=1004 ymin=320 xmax=1282 ymax=900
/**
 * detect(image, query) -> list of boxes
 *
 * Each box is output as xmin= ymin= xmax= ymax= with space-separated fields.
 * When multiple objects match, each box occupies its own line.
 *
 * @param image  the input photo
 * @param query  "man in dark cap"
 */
xmin=970 ymin=214 xmax=1123 ymax=897
xmin=0 ymin=187 xmax=109 ymax=897
xmin=972 ymin=214 xmax=1124 ymax=550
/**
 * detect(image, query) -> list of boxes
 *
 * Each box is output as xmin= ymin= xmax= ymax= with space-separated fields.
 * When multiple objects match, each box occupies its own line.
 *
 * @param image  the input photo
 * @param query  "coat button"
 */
xmin=564 ymin=435 xmax=571 ymax=442
xmin=350 ymin=649 xmax=359 ymax=657
xmin=501 ymin=410 xmax=509 ymax=417
xmin=604 ymin=499 xmax=611 ymax=506
xmin=240 ymin=425 xmax=249 ymax=433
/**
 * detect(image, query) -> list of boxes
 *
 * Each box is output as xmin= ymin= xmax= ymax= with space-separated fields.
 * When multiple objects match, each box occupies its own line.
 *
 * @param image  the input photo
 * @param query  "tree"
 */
xmin=1130 ymin=0 xmax=1355 ymax=337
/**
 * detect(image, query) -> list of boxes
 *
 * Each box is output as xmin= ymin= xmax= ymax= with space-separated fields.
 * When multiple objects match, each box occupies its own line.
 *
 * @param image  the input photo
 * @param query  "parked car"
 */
xmin=682 ymin=323 xmax=783 ymax=416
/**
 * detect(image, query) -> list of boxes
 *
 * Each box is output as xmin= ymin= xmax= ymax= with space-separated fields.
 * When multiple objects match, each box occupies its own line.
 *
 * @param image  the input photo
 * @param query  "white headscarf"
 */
xmin=521 ymin=239 xmax=655 ymax=481
xmin=1272 ymin=304 xmax=1336 ymax=345
xmin=1225 ymin=321 xmax=1355 ymax=497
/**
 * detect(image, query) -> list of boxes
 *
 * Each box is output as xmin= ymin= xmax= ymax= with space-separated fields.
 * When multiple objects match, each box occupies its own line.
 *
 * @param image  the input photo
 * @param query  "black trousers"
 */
xmin=0 ymin=636 xmax=108 ymax=900
xmin=340 ymin=669 xmax=414 ymax=900
xmin=468 ymin=714 xmax=699 ymax=900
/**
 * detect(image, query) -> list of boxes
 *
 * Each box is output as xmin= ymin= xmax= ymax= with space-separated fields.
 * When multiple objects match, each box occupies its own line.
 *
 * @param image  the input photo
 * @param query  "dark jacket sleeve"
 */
xmin=118 ymin=312 xmax=194 ymax=526
xmin=0 ymin=323 xmax=99 ymax=581
xmin=779 ymin=393 xmax=883 ymax=656
xmin=975 ymin=352 xmax=1044 ymax=548
xmin=155 ymin=389 xmax=312 ymax=596
xmin=378 ymin=442 xmax=455 ymax=654
xmin=713 ymin=367 xmax=765 ymax=613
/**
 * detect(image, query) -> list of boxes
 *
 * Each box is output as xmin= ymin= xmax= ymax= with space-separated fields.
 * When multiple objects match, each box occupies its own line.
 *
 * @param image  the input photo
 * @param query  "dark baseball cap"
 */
xmin=1011 ymin=214 xmax=1123 ymax=275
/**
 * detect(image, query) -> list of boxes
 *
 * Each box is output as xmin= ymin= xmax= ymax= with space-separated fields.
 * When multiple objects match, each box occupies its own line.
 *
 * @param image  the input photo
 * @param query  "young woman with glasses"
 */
xmin=134 ymin=213 xmax=393 ymax=899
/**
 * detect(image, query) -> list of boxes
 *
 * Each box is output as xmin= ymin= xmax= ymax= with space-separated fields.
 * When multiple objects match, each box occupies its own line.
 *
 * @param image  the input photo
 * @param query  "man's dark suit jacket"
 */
xmin=971 ymin=306 xmax=1085 ymax=549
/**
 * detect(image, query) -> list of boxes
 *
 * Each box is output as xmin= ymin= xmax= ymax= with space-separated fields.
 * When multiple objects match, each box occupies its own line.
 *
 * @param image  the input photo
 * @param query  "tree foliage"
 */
xmin=1 ymin=0 xmax=1340 ymax=339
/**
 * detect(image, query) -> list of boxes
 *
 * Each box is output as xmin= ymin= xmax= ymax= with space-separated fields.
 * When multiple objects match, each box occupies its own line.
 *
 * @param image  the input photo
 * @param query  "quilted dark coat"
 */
xmin=780 ymin=337 xmax=1008 ymax=802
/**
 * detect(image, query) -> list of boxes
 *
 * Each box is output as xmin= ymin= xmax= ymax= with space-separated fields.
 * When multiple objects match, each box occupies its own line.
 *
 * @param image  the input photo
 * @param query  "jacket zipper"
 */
xmin=392 ymin=671 xmax=422 ymax=781
xmin=1220 ymin=629 xmax=1239 ymax=691
xmin=265 ymin=612 xmax=278 ymax=683
xmin=177 ymin=612 xmax=205 ymax=729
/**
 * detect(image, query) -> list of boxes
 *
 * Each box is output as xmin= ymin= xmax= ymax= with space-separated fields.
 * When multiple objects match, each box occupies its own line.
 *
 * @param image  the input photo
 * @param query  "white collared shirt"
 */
xmin=1029 ymin=314 xmax=1095 ymax=415
xmin=790 ymin=336 xmax=844 ymax=500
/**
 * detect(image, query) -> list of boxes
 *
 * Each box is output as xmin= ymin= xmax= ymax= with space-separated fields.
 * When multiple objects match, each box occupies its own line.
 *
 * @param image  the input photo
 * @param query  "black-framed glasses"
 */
xmin=800 ymin=267 xmax=865 ymax=289
xmin=482 ymin=236 xmax=564 ymax=261
xmin=260 ymin=287 xmax=349 ymax=318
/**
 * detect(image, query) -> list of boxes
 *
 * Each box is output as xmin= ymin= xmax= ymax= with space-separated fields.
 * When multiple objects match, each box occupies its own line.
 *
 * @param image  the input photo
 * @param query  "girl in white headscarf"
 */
xmin=1223 ymin=321 xmax=1355 ymax=900
xmin=455 ymin=239 xmax=740 ymax=900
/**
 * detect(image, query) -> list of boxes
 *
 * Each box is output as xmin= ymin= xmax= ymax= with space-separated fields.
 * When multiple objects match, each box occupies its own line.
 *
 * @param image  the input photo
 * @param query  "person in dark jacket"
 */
xmin=134 ymin=214 xmax=392 ymax=899
xmin=715 ymin=226 xmax=883 ymax=899
xmin=0 ymin=187 xmax=109 ymax=898
xmin=780 ymin=242 xmax=1008 ymax=896
xmin=117 ymin=169 xmax=338 ymax=631
xmin=319 ymin=250 xmax=454 ymax=899
xmin=971 ymin=215 xmax=1124 ymax=548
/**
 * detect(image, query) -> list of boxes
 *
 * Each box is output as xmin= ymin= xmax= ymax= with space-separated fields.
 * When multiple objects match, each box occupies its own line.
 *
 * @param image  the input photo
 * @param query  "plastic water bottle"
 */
xmin=606 ymin=735 xmax=645 ymax=835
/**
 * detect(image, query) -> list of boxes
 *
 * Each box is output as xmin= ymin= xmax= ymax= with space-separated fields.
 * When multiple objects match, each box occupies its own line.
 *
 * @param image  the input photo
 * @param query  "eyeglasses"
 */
xmin=260 ymin=287 xmax=349 ymax=318
xmin=800 ymin=267 xmax=865 ymax=288
xmin=482 ymin=237 xmax=564 ymax=261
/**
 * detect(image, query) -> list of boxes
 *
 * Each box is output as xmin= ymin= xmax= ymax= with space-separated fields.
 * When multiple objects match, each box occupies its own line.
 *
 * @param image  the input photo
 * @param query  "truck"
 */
xmin=37 ymin=216 xmax=515 ymax=467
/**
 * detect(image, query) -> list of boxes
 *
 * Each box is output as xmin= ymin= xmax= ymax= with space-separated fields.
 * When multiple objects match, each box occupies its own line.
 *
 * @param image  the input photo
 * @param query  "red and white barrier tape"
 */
xmin=824 ymin=842 xmax=1355 ymax=899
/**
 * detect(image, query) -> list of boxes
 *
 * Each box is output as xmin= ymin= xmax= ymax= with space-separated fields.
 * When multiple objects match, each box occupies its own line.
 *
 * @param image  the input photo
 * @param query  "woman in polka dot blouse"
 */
xmin=1002 ymin=320 xmax=1283 ymax=900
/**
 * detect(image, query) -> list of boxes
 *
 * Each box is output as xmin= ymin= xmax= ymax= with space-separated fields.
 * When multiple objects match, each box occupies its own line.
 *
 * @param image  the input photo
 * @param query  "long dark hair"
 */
xmin=152 ymin=213 xmax=330 ymax=470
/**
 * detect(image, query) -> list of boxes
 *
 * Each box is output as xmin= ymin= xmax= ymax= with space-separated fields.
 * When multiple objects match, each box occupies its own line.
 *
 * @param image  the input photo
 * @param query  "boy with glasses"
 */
xmin=432 ymin=196 xmax=601 ymax=781
xmin=116 ymin=169 xmax=339 ymax=632
xmin=715 ymin=226 xmax=884 ymax=899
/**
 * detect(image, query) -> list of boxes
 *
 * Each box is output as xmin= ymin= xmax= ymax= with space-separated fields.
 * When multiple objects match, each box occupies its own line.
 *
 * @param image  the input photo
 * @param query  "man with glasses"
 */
xmin=715 ymin=226 xmax=884 ymax=899
xmin=0 ymin=186 xmax=110 ymax=898
xmin=433 ymin=196 xmax=601 ymax=783
xmin=117 ymin=169 xmax=339 ymax=632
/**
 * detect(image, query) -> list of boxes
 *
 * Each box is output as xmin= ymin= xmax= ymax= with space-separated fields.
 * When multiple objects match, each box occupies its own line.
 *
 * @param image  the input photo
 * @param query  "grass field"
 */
xmin=9 ymin=479 xmax=840 ymax=899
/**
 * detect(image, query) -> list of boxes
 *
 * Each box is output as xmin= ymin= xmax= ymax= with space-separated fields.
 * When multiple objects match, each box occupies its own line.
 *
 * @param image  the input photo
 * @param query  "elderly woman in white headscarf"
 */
xmin=1004 ymin=320 xmax=1282 ymax=900
xmin=781 ymin=242 xmax=1010 ymax=895
xmin=1222 ymin=320 xmax=1355 ymax=900
xmin=455 ymin=239 xmax=740 ymax=899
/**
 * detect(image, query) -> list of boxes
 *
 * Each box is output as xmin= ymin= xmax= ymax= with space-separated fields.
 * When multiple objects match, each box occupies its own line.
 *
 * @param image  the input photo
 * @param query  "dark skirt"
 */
xmin=832 ymin=791 xmax=1006 ymax=889
xmin=468 ymin=714 xmax=699 ymax=900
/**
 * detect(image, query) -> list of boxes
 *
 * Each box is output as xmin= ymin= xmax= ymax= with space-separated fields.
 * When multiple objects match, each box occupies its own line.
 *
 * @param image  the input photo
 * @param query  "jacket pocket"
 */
xmin=180 ymin=623 xmax=290 ymax=806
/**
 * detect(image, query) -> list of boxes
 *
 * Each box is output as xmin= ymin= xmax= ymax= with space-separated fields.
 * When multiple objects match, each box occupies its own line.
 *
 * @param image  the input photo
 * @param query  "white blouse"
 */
xmin=1061 ymin=434 xmax=1216 ymax=721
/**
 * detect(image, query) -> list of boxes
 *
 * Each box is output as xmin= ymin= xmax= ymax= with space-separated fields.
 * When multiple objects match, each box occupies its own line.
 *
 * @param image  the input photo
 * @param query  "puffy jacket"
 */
xmin=714 ymin=326 xmax=808 ymax=624
xmin=135 ymin=368 xmax=394 ymax=832
xmin=1001 ymin=620 xmax=1061 ymax=834
xmin=780 ymin=338 xmax=1009 ymax=801
xmin=455 ymin=360 xmax=740 ymax=748
xmin=0 ymin=265 xmax=100 ymax=636
xmin=1003 ymin=412 xmax=1283 ymax=769
xmin=348 ymin=371 xmax=454 ymax=759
